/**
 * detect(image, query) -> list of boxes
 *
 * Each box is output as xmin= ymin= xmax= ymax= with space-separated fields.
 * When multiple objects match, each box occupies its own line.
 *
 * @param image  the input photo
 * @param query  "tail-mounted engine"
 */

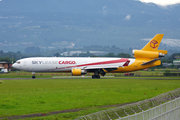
xmin=132 ymin=50 xmax=165 ymax=59
xmin=71 ymin=69 xmax=87 ymax=76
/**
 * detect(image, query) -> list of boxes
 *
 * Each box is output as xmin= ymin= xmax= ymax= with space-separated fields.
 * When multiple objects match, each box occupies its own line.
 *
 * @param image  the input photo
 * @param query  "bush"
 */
xmin=163 ymin=73 xmax=180 ymax=76
xmin=165 ymin=70 xmax=171 ymax=73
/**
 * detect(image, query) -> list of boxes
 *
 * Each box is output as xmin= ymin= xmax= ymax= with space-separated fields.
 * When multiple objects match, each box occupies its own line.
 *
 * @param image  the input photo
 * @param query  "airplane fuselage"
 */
xmin=12 ymin=57 xmax=160 ymax=73
xmin=13 ymin=57 xmax=134 ymax=72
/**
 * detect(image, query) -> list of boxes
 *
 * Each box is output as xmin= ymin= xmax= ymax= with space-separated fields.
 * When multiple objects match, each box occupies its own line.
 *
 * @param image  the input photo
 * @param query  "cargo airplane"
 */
xmin=12 ymin=34 xmax=167 ymax=79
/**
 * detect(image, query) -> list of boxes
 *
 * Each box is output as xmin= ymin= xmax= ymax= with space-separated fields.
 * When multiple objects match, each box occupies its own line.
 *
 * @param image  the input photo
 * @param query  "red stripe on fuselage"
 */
xmin=74 ymin=58 xmax=129 ymax=67
xmin=48 ymin=58 xmax=129 ymax=70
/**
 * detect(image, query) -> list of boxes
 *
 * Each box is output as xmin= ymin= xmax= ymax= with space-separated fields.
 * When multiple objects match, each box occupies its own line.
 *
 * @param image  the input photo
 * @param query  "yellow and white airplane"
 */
xmin=12 ymin=34 xmax=167 ymax=79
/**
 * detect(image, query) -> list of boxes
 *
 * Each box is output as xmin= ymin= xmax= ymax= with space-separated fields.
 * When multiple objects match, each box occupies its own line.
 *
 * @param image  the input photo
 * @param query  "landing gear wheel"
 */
xmin=92 ymin=75 xmax=96 ymax=79
xmin=92 ymin=75 xmax=100 ymax=79
xmin=96 ymin=75 xmax=100 ymax=79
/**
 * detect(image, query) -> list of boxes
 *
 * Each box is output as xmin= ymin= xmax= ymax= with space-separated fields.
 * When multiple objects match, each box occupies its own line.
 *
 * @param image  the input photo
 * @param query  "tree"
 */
xmin=53 ymin=53 xmax=60 ymax=57
xmin=79 ymin=51 xmax=94 ymax=57
xmin=117 ymin=53 xmax=131 ymax=58
xmin=0 ymin=57 xmax=11 ymax=63
xmin=0 ymin=50 xmax=3 ymax=54
xmin=104 ymin=52 xmax=115 ymax=57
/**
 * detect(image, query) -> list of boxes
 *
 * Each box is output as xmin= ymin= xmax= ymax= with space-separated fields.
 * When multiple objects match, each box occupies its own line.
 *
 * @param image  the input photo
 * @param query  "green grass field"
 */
xmin=0 ymin=77 xmax=180 ymax=120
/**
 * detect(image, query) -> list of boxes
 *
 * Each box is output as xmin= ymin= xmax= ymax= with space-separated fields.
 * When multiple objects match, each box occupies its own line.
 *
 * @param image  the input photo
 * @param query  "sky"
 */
xmin=0 ymin=0 xmax=179 ymax=6
xmin=138 ymin=0 xmax=180 ymax=6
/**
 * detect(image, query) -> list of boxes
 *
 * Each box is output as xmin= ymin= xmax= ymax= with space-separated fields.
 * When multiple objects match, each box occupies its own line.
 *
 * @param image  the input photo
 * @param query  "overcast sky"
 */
xmin=138 ymin=0 xmax=180 ymax=6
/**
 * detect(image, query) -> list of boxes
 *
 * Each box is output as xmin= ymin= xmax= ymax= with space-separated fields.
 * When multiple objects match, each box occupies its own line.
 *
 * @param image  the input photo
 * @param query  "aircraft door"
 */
xmin=23 ymin=61 xmax=29 ymax=71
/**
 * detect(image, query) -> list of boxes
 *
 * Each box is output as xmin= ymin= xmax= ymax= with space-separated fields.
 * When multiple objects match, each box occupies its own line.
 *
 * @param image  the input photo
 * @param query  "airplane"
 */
xmin=12 ymin=34 xmax=167 ymax=79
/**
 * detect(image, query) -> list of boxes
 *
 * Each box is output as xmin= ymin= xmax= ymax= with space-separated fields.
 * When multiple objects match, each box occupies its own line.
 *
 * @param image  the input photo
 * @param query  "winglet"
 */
xmin=123 ymin=60 xmax=130 ymax=67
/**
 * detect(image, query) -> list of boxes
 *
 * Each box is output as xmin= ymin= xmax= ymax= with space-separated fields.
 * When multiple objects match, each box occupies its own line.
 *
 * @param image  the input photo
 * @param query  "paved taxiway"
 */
xmin=1 ymin=77 xmax=180 ymax=80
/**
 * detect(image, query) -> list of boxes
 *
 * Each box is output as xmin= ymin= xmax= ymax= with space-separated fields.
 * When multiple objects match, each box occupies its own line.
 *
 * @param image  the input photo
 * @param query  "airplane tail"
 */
xmin=141 ymin=34 xmax=167 ymax=54
xmin=133 ymin=34 xmax=167 ymax=59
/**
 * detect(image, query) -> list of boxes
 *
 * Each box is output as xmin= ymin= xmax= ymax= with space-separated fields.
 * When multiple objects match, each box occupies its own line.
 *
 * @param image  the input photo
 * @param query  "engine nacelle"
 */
xmin=71 ymin=69 xmax=87 ymax=76
xmin=133 ymin=50 xmax=164 ymax=58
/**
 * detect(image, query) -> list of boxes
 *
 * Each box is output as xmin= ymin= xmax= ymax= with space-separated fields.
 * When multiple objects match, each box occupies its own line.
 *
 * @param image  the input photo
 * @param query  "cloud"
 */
xmin=0 ymin=0 xmax=2 ymax=1
xmin=141 ymin=11 xmax=145 ymax=13
xmin=102 ymin=6 xmax=107 ymax=15
xmin=125 ymin=15 xmax=131 ymax=20
xmin=137 ymin=0 xmax=180 ymax=6
xmin=147 ymin=20 xmax=152 ymax=23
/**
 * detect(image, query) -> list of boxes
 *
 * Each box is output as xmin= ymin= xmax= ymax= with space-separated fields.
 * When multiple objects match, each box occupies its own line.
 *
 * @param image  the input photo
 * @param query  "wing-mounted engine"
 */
xmin=71 ymin=69 xmax=87 ymax=76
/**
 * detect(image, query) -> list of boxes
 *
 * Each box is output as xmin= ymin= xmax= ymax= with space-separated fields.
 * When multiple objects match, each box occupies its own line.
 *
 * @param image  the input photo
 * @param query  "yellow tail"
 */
xmin=133 ymin=34 xmax=167 ymax=59
xmin=141 ymin=34 xmax=167 ymax=54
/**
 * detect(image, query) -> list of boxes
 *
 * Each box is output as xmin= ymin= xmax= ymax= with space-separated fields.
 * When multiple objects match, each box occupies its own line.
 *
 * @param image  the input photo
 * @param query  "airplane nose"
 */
xmin=12 ymin=63 xmax=17 ymax=69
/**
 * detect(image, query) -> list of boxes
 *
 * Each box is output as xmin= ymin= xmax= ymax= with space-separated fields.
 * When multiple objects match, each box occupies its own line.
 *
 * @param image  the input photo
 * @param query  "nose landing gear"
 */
xmin=32 ymin=72 xmax=36 ymax=79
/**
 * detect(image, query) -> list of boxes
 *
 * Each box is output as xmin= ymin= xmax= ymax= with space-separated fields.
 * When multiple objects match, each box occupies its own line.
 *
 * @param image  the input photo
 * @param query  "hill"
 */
xmin=0 ymin=0 xmax=180 ymax=52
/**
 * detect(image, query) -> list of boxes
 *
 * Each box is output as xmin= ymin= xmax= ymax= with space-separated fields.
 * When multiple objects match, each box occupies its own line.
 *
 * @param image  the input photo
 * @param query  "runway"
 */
xmin=1 ymin=77 xmax=180 ymax=80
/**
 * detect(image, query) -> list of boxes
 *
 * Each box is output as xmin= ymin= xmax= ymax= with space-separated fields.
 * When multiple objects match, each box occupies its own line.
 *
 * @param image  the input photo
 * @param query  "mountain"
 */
xmin=0 ymin=0 xmax=153 ymax=13
xmin=0 ymin=0 xmax=180 ymax=53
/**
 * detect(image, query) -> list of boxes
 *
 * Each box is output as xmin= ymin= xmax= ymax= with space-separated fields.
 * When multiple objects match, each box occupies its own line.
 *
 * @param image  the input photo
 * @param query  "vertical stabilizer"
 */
xmin=142 ymin=34 xmax=164 ymax=51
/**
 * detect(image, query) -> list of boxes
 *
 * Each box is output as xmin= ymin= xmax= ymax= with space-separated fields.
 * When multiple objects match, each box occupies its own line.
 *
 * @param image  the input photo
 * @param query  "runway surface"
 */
xmin=1 ymin=77 xmax=180 ymax=80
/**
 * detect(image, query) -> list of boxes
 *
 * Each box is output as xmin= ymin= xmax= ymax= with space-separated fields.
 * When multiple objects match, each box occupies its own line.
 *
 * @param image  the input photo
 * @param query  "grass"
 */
xmin=22 ymin=109 xmax=110 ymax=120
xmin=0 ymin=71 xmax=52 ymax=78
xmin=0 ymin=78 xmax=180 ymax=120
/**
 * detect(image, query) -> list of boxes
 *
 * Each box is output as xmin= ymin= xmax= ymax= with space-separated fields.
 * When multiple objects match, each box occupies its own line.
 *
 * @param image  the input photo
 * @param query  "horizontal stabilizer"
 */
xmin=152 ymin=50 xmax=168 ymax=55
xmin=141 ymin=58 xmax=160 ymax=65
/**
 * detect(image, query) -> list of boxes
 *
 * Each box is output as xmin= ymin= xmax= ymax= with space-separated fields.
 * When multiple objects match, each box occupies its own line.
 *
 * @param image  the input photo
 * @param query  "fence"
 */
xmin=75 ymin=88 xmax=180 ymax=120
xmin=118 ymin=97 xmax=180 ymax=120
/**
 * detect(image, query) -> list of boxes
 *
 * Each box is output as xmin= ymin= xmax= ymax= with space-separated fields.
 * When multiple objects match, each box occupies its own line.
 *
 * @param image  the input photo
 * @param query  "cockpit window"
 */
xmin=16 ymin=61 xmax=21 ymax=64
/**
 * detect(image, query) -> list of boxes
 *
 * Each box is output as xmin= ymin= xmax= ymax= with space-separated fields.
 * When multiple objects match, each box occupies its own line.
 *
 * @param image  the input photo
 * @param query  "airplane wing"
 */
xmin=83 ymin=60 xmax=130 ymax=70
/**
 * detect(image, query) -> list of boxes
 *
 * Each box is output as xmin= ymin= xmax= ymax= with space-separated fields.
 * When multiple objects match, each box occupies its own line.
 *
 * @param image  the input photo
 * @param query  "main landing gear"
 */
xmin=92 ymin=75 xmax=100 ymax=79
xmin=92 ymin=69 xmax=106 ymax=79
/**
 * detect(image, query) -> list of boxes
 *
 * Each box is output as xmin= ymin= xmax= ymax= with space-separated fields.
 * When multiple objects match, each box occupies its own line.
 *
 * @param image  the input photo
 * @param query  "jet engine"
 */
xmin=71 ymin=69 xmax=87 ymax=76
xmin=133 ymin=50 xmax=164 ymax=59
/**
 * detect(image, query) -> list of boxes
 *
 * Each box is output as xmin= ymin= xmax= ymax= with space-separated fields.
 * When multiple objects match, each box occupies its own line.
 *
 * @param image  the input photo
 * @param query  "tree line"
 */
xmin=0 ymin=49 xmax=179 ymax=66
xmin=0 ymin=50 xmax=43 ymax=63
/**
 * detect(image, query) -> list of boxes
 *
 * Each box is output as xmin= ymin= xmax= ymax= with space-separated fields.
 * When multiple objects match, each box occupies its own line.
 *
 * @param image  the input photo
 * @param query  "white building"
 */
xmin=173 ymin=56 xmax=180 ymax=66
